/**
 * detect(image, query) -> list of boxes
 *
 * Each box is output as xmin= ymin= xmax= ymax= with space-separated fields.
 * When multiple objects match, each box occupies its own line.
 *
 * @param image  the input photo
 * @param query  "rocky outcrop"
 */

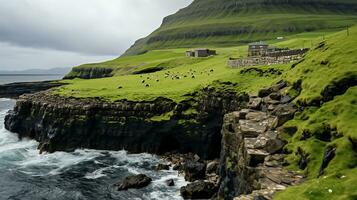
xmin=0 ymin=81 xmax=65 ymax=98
xmin=114 ymin=174 xmax=152 ymax=190
xmin=5 ymin=87 xmax=248 ymax=159
xmin=180 ymin=181 xmax=218 ymax=199
xmin=64 ymin=67 xmax=113 ymax=79
xmin=218 ymin=82 xmax=304 ymax=200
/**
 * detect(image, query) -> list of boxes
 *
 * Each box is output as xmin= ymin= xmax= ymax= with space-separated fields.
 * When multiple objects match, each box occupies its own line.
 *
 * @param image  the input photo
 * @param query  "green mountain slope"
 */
xmin=123 ymin=0 xmax=357 ymax=56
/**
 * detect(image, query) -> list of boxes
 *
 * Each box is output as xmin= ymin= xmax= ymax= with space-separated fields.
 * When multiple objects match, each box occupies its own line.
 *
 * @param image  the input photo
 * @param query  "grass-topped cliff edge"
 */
xmin=56 ymin=26 xmax=357 ymax=199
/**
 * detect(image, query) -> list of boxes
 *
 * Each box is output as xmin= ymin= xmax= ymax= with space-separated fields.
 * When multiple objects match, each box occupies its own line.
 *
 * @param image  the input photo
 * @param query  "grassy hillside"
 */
xmin=56 ymin=27 xmax=357 ymax=199
xmin=58 ymin=30 xmax=328 ymax=102
xmin=123 ymin=0 xmax=357 ymax=56
xmin=274 ymin=25 xmax=357 ymax=200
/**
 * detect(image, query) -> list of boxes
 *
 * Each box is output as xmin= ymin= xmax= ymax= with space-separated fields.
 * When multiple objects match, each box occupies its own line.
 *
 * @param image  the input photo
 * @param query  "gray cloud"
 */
xmin=0 ymin=0 xmax=192 ymax=70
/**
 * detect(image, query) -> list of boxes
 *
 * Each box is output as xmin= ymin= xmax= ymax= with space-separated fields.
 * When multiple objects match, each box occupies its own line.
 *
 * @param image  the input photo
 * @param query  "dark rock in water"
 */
xmin=180 ymin=181 xmax=218 ymax=199
xmin=206 ymin=160 xmax=219 ymax=175
xmin=173 ymin=163 xmax=183 ymax=171
xmin=318 ymin=146 xmax=336 ymax=177
xmin=114 ymin=174 xmax=152 ymax=191
xmin=166 ymin=179 xmax=175 ymax=187
xmin=156 ymin=163 xmax=170 ymax=171
xmin=183 ymin=161 xmax=206 ymax=182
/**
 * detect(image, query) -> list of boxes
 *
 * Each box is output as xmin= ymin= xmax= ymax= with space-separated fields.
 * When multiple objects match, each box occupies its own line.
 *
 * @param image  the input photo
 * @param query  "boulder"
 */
xmin=269 ymin=92 xmax=281 ymax=101
xmin=206 ymin=160 xmax=219 ymax=174
xmin=239 ymin=120 xmax=268 ymax=138
xmin=272 ymin=104 xmax=297 ymax=126
xmin=114 ymin=174 xmax=152 ymax=191
xmin=180 ymin=181 xmax=218 ymax=199
xmin=183 ymin=161 xmax=206 ymax=182
xmin=156 ymin=163 xmax=170 ymax=171
xmin=248 ymin=98 xmax=262 ymax=110
xmin=166 ymin=179 xmax=175 ymax=186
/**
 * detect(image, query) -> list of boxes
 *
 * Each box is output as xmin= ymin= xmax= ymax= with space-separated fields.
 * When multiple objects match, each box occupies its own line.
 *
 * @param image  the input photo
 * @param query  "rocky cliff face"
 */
xmin=5 ymin=88 xmax=248 ymax=159
xmin=0 ymin=81 xmax=65 ymax=98
xmin=218 ymin=81 xmax=304 ymax=200
xmin=63 ymin=67 xmax=113 ymax=79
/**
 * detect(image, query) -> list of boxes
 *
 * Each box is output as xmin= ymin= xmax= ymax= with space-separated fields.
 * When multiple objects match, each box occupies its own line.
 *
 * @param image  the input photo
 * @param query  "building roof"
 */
xmin=248 ymin=41 xmax=268 ymax=46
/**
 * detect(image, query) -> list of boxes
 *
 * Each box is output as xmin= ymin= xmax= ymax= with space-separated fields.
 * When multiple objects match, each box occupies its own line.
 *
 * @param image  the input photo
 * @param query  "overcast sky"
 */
xmin=0 ymin=0 xmax=192 ymax=70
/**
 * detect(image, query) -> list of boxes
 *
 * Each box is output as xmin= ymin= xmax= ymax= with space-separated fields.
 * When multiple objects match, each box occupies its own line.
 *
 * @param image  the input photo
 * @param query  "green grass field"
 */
xmin=57 ymin=26 xmax=357 ymax=199
xmin=58 ymin=32 xmax=326 ymax=102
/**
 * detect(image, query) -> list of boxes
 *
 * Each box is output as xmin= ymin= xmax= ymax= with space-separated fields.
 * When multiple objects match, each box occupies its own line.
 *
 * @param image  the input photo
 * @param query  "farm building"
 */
xmin=186 ymin=48 xmax=216 ymax=57
xmin=248 ymin=41 xmax=269 ymax=57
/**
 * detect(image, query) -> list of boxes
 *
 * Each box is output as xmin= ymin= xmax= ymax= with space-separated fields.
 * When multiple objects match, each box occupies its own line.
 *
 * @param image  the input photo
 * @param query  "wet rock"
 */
xmin=156 ymin=163 xmax=170 ymax=171
xmin=318 ymin=146 xmax=336 ymax=177
xmin=206 ymin=160 xmax=219 ymax=174
xmin=180 ymin=181 xmax=218 ymax=199
xmin=183 ymin=161 xmax=206 ymax=182
xmin=114 ymin=174 xmax=152 ymax=191
xmin=166 ymin=179 xmax=175 ymax=187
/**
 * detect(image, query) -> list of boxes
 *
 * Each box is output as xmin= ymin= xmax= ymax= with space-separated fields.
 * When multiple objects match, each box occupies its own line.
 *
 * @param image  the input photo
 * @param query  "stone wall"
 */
xmin=228 ymin=48 xmax=309 ymax=68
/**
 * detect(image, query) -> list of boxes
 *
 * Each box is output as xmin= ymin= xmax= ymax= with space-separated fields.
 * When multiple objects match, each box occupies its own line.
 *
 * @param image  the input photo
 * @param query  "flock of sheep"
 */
xmin=138 ymin=68 xmax=215 ymax=88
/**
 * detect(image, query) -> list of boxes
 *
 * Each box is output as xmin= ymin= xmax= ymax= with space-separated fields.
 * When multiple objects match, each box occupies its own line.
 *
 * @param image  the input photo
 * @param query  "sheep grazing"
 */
xmin=145 ymin=84 xmax=150 ymax=87
xmin=210 ymin=69 xmax=214 ymax=73
xmin=156 ymin=79 xmax=160 ymax=82
xmin=142 ymin=80 xmax=145 ymax=83
xmin=118 ymin=86 xmax=123 ymax=89
xmin=192 ymin=75 xmax=195 ymax=79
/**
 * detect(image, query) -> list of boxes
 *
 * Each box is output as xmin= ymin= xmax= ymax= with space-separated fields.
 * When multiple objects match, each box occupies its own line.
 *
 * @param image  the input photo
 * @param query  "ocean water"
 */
xmin=0 ymin=76 xmax=187 ymax=200
xmin=0 ymin=74 xmax=64 ymax=85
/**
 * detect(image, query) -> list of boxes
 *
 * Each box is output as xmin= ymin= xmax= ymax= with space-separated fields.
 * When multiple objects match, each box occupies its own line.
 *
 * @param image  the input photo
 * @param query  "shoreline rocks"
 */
xmin=180 ymin=181 xmax=218 ymax=199
xmin=5 ymin=88 xmax=248 ymax=160
xmin=0 ymin=80 xmax=65 ymax=99
xmin=114 ymin=174 xmax=152 ymax=191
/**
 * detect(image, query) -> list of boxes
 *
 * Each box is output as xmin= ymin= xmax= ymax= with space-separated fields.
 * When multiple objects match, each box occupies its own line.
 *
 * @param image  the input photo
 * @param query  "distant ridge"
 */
xmin=123 ymin=0 xmax=357 ymax=56
xmin=0 ymin=67 xmax=71 ymax=75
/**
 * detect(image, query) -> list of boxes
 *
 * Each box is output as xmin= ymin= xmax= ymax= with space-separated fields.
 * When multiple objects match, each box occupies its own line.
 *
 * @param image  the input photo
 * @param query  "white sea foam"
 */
xmin=0 ymin=99 xmax=186 ymax=199
xmin=84 ymin=166 xmax=112 ymax=179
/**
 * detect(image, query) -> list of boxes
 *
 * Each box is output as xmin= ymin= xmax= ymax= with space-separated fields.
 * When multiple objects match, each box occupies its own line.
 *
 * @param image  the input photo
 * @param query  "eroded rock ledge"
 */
xmin=0 ymin=80 xmax=65 ymax=98
xmin=218 ymin=82 xmax=304 ymax=200
xmin=5 ymin=87 xmax=248 ymax=159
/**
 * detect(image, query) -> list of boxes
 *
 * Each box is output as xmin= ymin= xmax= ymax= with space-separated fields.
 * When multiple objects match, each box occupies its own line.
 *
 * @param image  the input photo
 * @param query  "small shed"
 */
xmin=248 ymin=41 xmax=269 ymax=57
xmin=186 ymin=48 xmax=216 ymax=57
